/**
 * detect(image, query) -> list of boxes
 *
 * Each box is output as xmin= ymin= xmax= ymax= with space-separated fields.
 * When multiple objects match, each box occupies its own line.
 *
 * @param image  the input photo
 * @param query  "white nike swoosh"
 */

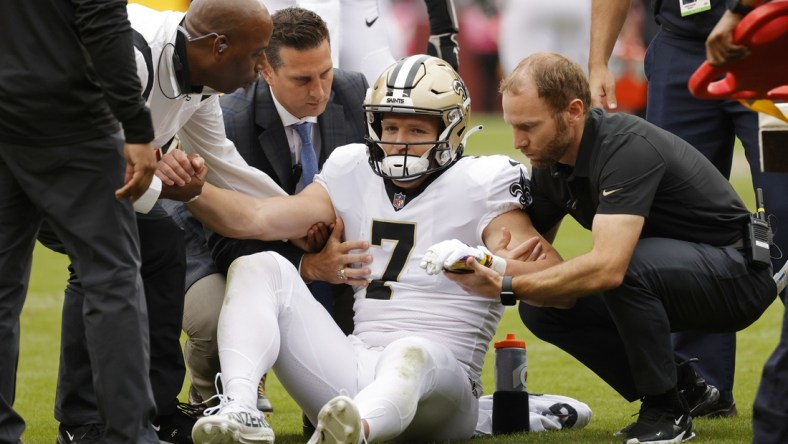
xmin=602 ymin=187 xmax=623 ymax=197
xmin=152 ymin=424 xmax=161 ymax=432
xmin=674 ymin=415 xmax=684 ymax=425
xmin=66 ymin=431 xmax=75 ymax=441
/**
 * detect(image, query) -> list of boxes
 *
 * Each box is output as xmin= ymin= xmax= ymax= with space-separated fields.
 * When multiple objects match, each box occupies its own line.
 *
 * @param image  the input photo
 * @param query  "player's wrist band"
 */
xmin=500 ymin=275 xmax=516 ymax=306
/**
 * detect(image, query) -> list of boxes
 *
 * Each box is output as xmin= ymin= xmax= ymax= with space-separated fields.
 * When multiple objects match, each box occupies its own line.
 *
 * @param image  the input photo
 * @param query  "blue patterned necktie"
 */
xmin=291 ymin=121 xmax=332 ymax=312
xmin=292 ymin=122 xmax=318 ymax=186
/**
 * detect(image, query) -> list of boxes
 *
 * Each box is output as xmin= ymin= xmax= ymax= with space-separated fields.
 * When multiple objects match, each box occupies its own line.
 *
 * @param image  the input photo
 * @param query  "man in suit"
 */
xmin=183 ymin=7 xmax=369 ymax=410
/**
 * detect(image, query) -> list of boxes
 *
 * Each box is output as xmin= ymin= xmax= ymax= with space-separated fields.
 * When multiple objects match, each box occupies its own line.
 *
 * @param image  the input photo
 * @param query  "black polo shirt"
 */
xmin=527 ymin=108 xmax=749 ymax=247
xmin=0 ymin=0 xmax=153 ymax=146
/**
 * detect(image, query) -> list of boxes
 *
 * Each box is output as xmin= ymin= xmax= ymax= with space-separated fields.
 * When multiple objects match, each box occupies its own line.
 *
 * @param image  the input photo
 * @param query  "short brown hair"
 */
xmin=499 ymin=52 xmax=591 ymax=117
xmin=266 ymin=7 xmax=330 ymax=69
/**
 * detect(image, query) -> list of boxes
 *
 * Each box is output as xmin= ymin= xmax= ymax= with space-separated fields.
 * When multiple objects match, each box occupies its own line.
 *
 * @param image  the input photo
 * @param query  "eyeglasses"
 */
xmin=177 ymin=23 xmax=222 ymax=43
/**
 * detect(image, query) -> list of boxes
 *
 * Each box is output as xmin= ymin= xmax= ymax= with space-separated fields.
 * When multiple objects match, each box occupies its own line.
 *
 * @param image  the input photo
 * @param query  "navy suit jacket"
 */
xmin=210 ymin=68 xmax=368 ymax=273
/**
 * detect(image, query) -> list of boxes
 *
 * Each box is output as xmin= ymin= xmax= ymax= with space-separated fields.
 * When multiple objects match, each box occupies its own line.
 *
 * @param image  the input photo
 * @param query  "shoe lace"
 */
xmin=637 ymin=403 xmax=665 ymax=424
xmin=202 ymin=373 xmax=232 ymax=417
xmin=258 ymin=373 xmax=268 ymax=397
xmin=177 ymin=402 xmax=205 ymax=419
xmin=637 ymin=396 xmax=680 ymax=425
xmin=203 ymin=393 xmax=232 ymax=417
xmin=676 ymin=358 xmax=706 ymax=390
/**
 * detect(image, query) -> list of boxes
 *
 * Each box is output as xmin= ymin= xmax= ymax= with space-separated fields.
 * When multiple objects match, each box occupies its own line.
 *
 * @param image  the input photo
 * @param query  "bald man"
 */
xmin=129 ymin=0 xmax=280 ymax=208
xmin=48 ymin=1 xmax=284 ymax=443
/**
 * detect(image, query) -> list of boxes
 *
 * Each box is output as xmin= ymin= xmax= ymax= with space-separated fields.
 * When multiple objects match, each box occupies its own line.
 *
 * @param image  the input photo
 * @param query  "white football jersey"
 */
xmin=315 ymin=144 xmax=532 ymax=389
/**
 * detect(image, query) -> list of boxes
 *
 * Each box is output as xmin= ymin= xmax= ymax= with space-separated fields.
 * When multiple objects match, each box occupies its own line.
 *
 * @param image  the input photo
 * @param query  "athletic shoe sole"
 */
xmin=687 ymin=386 xmax=721 ymax=418
xmin=192 ymin=416 xmax=275 ymax=444
xmin=307 ymin=396 xmax=361 ymax=444
xmin=623 ymin=429 xmax=696 ymax=444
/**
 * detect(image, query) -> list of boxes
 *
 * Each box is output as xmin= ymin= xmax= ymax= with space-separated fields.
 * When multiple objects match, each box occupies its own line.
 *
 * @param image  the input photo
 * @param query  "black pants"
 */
xmin=753 ymin=301 xmax=788 ymax=443
xmin=520 ymin=238 xmax=776 ymax=401
xmin=40 ymin=204 xmax=187 ymax=423
xmin=0 ymin=133 xmax=157 ymax=444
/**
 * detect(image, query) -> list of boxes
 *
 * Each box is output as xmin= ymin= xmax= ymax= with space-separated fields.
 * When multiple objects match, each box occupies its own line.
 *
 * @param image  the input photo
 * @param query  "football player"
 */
xmin=187 ymin=55 xmax=560 ymax=443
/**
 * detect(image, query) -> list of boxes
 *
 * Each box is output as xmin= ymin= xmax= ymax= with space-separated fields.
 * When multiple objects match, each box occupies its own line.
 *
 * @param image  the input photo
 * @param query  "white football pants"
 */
xmin=218 ymin=251 xmax=478 ymax=442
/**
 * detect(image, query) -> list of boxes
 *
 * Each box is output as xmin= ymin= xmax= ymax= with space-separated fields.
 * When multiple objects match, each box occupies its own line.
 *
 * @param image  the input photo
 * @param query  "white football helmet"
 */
xmin=364 ymin=54 xmax=480 ymax=181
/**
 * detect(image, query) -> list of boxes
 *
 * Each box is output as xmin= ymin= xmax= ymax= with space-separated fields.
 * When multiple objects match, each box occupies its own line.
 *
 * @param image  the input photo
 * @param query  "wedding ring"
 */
xmin=336 ymin=268 xmax=347 ymax=281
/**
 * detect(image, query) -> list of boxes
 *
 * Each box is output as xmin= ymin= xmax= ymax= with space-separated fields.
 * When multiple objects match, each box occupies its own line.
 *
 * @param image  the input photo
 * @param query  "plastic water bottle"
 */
xmin=492 ymin=333 xmax=529 ymax=434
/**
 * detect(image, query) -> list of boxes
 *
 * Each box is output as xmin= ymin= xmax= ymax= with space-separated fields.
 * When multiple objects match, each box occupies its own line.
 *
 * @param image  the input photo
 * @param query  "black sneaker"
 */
xmin=693 ymin=398 xmax=737 ymax=418
xmin=676 ymin=358 xmax=736 ymax=419
xmin=614 ymin=421 xmax=636 ymax=437
xmin=622 ymin=401 xmax=695 ymax=444
xmin=57 ymin=423 xmax=104 ymax=444
xmin=682 ymin=383 xmax=721 ymax=418
xmin=153 ymin=405 xmax=198 ymax=444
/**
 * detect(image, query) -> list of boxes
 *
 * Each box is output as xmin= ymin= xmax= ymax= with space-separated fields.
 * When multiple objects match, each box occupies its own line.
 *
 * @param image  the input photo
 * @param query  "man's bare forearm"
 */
xmin=589 ymin=0 xmax=632 ymax=69
xmin=186 ymin=182 xmax=269 ymax=240
xmin=187 ymin=182 xmax=336 ymax=242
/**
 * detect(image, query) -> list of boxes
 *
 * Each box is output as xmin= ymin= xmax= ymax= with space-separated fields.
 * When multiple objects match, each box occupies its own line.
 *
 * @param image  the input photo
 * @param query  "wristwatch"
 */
xmin=726 ymin=0 xmax=755 ymax=15
xmin=500 ymin=276 xmax=517 ymax=306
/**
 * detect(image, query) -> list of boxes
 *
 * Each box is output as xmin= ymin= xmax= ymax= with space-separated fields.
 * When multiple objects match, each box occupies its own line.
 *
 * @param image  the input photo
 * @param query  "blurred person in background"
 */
xmin=498 ymin=0 xmax=592 ymax=75
xmin=263 ymin=0 xmax=460 ymax=83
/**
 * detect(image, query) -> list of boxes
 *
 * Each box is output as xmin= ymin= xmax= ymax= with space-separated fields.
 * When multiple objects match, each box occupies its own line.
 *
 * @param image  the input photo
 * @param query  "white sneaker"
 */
xmin=192 ymin=395 xmax=275 ymax=444
xmin=307 ymin=396 xmax=362 ymax=444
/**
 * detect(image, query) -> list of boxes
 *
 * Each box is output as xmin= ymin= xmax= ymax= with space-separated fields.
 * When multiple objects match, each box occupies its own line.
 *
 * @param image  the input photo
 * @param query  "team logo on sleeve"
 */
xmin=509 ymin=168 xmax=533 ymax=207
xmin=392 ymin=192 xmax=406 ymax=210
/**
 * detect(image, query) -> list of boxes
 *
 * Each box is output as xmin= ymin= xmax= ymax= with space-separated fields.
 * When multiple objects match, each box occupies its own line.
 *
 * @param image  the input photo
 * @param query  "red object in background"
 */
xmin=616 ymin=72 xmax=649 ymax=112
xmin=611 ymin=42 xmax=648 ymax=114
xmin=609 ymin=0 xmax=649 ymax=115
xmin=458 ymin=4 xmax=501 ymax=113
xmin=689 ymin=1 xmax=788 ymax=100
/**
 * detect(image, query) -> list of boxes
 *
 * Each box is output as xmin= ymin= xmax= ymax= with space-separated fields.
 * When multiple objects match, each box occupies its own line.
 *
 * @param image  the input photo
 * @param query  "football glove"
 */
xmin=420 ymin=239 xmax=506 ymax=276
xmin=426 ymin=32 xmax=460 ymax=71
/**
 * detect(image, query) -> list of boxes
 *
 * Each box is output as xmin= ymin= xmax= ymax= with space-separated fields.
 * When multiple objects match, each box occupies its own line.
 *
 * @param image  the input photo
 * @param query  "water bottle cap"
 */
xmin=494 ymin=333 xmax=525 ymax=349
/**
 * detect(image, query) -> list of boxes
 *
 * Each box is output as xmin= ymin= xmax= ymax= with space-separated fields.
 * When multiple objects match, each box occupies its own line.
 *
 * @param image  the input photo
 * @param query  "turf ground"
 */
xmin=15 ymin=114 xmax=784 ymax=443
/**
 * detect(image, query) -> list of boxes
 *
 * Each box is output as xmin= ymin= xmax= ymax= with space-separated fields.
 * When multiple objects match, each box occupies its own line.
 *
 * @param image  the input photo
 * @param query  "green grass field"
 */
xmin=15 ymin=114 xmax=784 ymax=443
